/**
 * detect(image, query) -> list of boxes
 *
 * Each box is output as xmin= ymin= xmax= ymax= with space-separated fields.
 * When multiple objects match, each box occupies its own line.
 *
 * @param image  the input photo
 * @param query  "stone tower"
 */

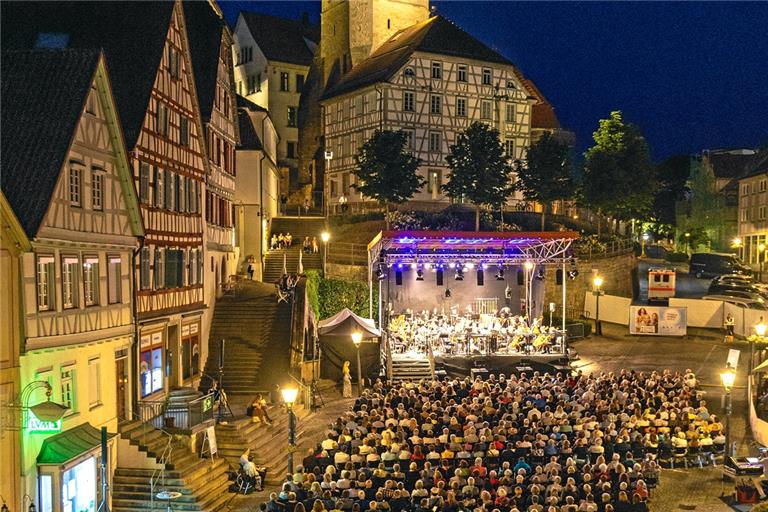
xmin=320 ymin=0 xmax=430 ymax=86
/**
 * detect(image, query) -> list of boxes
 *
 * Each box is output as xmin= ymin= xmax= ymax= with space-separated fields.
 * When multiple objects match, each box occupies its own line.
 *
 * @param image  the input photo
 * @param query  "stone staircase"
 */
xmin=264 ymin=216 xmax=326 ymax=283
xmin=113 ymin=420 xmax=233 ymax=511
xmin=391 ymin=356 xmax=432 ymax=382
xmin=201 ymin=281 xmax=292 ymax=396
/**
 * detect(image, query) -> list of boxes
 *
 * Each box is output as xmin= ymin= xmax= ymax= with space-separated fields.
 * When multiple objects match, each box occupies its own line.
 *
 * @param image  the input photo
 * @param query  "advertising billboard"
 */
xmin=630 ymin=305 xmax=687 ymax=336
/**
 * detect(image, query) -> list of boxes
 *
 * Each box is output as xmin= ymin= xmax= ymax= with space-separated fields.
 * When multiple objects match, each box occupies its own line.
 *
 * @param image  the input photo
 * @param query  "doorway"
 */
xmin=115 ymin=357 xmax=128 ymax=420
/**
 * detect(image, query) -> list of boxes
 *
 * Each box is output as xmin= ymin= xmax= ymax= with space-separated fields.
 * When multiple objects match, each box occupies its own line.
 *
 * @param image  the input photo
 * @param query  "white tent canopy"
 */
xmin=318 ymin=308 xmax=380 ymax=338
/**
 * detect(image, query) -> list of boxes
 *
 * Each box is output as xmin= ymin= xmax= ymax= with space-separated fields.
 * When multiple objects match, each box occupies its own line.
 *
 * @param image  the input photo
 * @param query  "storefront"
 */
xmin=35 ymin=423 xmax=115 ymax=512
xmin=139 ymin=327 xmax=166 ymax=398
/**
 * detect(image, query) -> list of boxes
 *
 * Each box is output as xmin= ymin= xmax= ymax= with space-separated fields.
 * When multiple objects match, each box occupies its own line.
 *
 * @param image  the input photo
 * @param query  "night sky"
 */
xmin=220 ymin=1 xmax=768 ymax=161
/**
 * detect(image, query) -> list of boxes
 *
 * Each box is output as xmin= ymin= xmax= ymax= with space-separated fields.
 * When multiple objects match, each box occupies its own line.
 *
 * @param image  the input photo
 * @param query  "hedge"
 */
xmin=305 ymin=270 xmax=378 ymax=322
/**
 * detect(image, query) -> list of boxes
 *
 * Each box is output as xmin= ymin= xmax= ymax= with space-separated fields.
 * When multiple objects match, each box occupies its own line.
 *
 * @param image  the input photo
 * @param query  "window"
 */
xmin=761 ymin=206 xmax=767 ymax=220
xmin=403 ymin=90 xmax=415 ymax=112
xmin=761 ymin=180 xmax=767 ymax=192
xmin=164 ymin=248 xmax=185 ymax=288
xmin=403 ymin=67 xmax=415 ymax=78
xmin=457 ymin=64 xmax=467 ymax=82
xmin=156 ymin=103 xmax=169 ymax=136
xmin=139 ymin=162 xmax=150 ymax=203
xmin=178 ymin=174 xmax=186 ymax=212
xmin=88 ymin=358 xmax=101 ymax=408
xmin=153 ymin=166 xmax=163 ymax=208
xmin=342 ymin=173 xmax=350 ymax=194
xmin=69 ymin=165 xmax=82 ymax=206
xmin=741 ymin=208 xmax=748 ymax=222
xmin=480 ymin=100 xmax=492 ymax=120
xmin=107 ymin=256 xmax=122 ymax=304
xmin=185 ymin=176 xmax=193 ymax=214
xmin=507 ymin=80 xmax=516 ymax=89
xmin=287 ymin=106 xmax=298 ymax=127
xmin=402 ymin=129 xmax=415 ymax=151
xmin=140 ymin=331 xmax=164 ymax=397
xmin=188 ymin=249 xmax=197 ymax=285
xmin=505 ymin=103 xmax=515 ymax=123
xmin=247 ymin=74 xmax=258 ymax=94
xmin=154 ymin=248 xmax=164 ymax=289
xmin=168 ymin=46 xmax=180 ymax=79
xmin=296 ymin=73 xmax=305 ymax=92
xmin=456 ymin=97 xmax=467 ymax=117
xmin=179 ymin=117 xmax=189 ymax=146
xmin=60 ymin=366 xmax=75 ymax=412
xmin=482 ymin=68 xmax=492 ymax=85
xmin=61 ymin=256 xmax=79 ymax=309
xmin=91 ymin=169 xmax=103 ymax=210
xmin=140 ymin=247 xmax=150 ymax=290
xmin=504 ymin=140 xmax=515 ymax=158
xmin=181 ymin=322 xmax=201 ymax=380
xmin=330 ymin=180 xmax=338 ymax=198
xmin=430 ymin=95 xmax=442 ymax=115
xmin=83 ymin=256 xmax=99 ymax=306
xmin=287 ymin=141 xmax=297 ymax=159
xmin=429 ymin=131 xmax=441 ymax=152
xmin=431 ymin=61 xmax=442 ymax=79
xmin=280 ymin=72 xmax=289 ymax=91
xmin=36 ymin=255 xmax=55 ymax=311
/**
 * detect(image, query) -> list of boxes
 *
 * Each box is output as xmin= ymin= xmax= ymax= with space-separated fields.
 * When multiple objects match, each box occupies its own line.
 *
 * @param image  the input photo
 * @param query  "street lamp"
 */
xmin=684 ymin=232 xmax=691 ymax=253
xmin=720 ymin=364 xmax=736 ymax=458
xmin=22 ymin=494 xmax=36 ymax=512
xmin=351 ymin=331 xmax=363 ymax=396
xmin=753 ymin=322 xmax=768 ymax=374
xmin=593 ymin=276 xmax=604 ymax=336
xmin=641 ymin=233 xmax=649 ymax=258
xmin=759 ymin=243 xmax=766 ymax=283
xmin=281 ymin=387 xmax=299 ymax=475
xmin=321 ymin=231 xmax=330 ymax=276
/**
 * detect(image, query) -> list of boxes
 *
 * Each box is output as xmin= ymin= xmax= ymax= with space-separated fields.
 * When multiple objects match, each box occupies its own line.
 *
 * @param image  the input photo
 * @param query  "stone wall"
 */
xmin=543 ymin=251 xmax=637 ymax=317
xmin=327 ymin=262 xmax=368 ymax=282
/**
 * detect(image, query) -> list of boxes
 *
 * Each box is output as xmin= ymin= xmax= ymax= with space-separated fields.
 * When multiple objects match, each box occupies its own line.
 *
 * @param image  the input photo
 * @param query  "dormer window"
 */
xmin=403 ymin=67 xmax=415 ymax=78
xmin=507 ymin=80 xmax=516 ymax=89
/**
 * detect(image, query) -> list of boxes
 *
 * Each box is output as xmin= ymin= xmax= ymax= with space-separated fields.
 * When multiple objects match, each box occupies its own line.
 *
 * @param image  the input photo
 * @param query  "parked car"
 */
xmin=702 ymin=295 xmax=768 ymax=310
xmin=645 ymin=244 xmax=669 ymax=260
xmin=690 ymin=252 xmax=751 ymax=278
xmin=708 ymin=281 xmax=768 ymax=299
xmin=712 ymin=273 xmax=754 ymax=285
xmin=706 ymin=284 xmax=768 ymax=303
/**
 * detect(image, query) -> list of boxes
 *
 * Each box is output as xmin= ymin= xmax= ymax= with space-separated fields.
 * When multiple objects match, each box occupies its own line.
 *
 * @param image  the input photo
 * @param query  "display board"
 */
xmin=629 ymin=305 xmax=687 ymax=336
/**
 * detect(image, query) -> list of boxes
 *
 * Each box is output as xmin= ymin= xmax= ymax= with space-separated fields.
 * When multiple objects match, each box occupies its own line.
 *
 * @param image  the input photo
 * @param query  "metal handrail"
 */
xmin=327 ymin=241 xmax=368 ymax=265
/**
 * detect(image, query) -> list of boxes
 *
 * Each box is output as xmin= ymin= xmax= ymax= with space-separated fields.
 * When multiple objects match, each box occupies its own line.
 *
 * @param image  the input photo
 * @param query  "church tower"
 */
xmin=320 ymin=0 xmax=430 ymax=86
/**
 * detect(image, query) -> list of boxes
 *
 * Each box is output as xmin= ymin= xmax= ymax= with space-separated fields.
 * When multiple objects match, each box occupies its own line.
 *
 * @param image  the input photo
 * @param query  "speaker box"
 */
xmin=395 ymin=270 xmax=403 ymax=285
xmin=517 ymin=269 xmax=524 ymax=286
xmin=436 ymin=269 xmax=444 ymax=286
xmin=476 ymin=269 xmax=484 ymax=286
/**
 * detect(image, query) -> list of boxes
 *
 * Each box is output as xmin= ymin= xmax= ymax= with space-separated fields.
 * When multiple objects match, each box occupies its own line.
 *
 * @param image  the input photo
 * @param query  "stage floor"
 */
xmin=392 ymin=352 xmax=571 ymax=377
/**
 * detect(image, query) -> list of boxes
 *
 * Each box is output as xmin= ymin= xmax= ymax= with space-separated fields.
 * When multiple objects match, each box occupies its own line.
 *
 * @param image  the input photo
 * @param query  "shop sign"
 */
xmin=629 ymin=305 xmax=687 ymax=336
xmin=28 ymin=412 xmax=62 ymax=433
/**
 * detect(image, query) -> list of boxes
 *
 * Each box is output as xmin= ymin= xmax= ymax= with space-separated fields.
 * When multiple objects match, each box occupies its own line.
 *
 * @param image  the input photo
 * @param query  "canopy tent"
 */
xmin=318 ymin=308 xmax=380 ymax=338
xmin=318 ymin=308 xmax=381 ymax=381
xmin=754 ymin=359 xmax=768 ymax=373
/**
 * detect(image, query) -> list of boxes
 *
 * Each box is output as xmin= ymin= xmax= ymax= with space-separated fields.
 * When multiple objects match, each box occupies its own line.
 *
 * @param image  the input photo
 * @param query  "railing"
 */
xmin=327 ymin=241 xmax=369 ymax=266
xmin=137 ymin=392 xmax=215 ymax=431
xmin=575 ymin=238 xmax=635 ymax=260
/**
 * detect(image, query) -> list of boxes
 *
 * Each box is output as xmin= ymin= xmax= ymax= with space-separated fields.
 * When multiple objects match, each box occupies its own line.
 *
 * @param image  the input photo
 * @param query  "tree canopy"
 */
xmin=515 ymin=132 xmax=575 ymax=230
xmin=353 ymin=129 xmax=424 ymax=228
xmin=444 ymin=122 xmax=514 ymax=230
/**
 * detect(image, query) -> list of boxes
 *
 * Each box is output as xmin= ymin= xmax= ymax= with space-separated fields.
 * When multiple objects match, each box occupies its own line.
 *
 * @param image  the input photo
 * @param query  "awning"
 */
xmin=318 ymin=308 xmax=380 ymax=338
xmin=755 ymin=359 xmax=768 ymax=373
xmin=37 ymin=422 xmax=115 ymax=465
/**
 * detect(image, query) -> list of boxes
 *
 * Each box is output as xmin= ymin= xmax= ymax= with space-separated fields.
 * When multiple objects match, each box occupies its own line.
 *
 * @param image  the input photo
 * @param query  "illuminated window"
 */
xmin=457 ymin=64 xmax=467 ymax=82
xmin=482 ymin=68 xmax=492 ymax=85
xmin=431 ymin=61 xmax=442 ymax=79
xmin=280 ymin=72 xmax=289 ymax=91
xmin=506 ymin=103 xmax=515 ymax=123
xmin=91 ymin=169 xmax=103 ymax=210
xmin=62 ymin=256 xmax=79 ymax=309
xmin=140 ymin=331 xmax=164 ymax=397
xmin=88 ymin=357 xmax=101 ymax=408
xmin=107 ymin=256 xmax=122 ymax=304
xmin=36 ymin=255 xmax=55 ymax=311
xmin=69 ymin=166 xmax=82 ymax=206
xmin=83 ymin=256 xmax=99 ymax=306
xmin=60 ymin=365 xmax=75 ymax=412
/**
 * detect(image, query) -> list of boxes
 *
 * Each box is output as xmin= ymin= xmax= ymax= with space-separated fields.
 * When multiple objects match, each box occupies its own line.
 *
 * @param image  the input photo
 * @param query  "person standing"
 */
xmin=724 ymin=313 xmax=735 ymax=343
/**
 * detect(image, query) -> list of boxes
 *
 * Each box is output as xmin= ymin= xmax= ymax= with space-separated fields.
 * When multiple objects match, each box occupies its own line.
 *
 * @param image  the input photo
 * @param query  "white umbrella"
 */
xmin=282 ymin=252 xmax=287 ymax=275
xmin=297 ymin=251 xmax=304 ymax=274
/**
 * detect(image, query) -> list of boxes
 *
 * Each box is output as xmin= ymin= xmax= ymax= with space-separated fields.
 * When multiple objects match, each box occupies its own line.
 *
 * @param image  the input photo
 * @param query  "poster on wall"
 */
xmin=630 ymin=306 xmax=687 ymax=336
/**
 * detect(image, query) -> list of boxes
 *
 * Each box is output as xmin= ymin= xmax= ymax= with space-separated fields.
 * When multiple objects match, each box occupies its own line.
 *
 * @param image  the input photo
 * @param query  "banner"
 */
xmin=629 ymin=306 xmax=687 ymax=336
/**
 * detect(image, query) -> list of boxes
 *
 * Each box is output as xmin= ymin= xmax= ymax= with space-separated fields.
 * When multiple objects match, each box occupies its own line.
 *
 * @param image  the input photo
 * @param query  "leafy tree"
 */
xmin=579 ymin=111 xmax=655 ymax=237
xmin=652 ymin=155 xmax=691 ymax=226
xmin=515 ymin=132 xmax=574 ymax=230
xmin=444 ymin=122 xmax=514 ymax=231
xmin=678 ymin=226 xmax=710 ymax=253
xmin=677 ymin=157 xmax=723 ymax=250
xmin=353 ymin=130 xmax=424 ymax=230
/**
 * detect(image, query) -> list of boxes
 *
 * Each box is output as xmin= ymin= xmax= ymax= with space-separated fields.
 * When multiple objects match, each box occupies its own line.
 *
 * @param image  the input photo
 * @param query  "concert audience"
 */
xmin=270 ymin=368 xmax=720 ymax=512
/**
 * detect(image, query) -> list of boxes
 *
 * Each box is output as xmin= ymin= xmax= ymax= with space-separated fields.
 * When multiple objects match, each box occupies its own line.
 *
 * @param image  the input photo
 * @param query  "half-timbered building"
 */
xmin=3 ymin=0 xmax=212 ymax=404
xmin=320 ymin=15 xmax=563 ymax=212
xmin=184 ymin=1 xmax=239 ymax=327
xmin=1 ymin=48 xmax=144 ymax=512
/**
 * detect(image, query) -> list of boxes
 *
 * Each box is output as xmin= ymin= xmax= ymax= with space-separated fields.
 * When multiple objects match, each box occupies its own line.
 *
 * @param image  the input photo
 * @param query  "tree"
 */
xmin=653 ymin=155 xmax=691 ymax=227
xmin=444 ymin=122 xmax=514 ymax=231
xmin=515 ymin=132 xmax=574 ymax=230
xmin=579 ymin=111 xmax=656 ymax=237
xmin=353 ymin=130 xmax=424 ymax=229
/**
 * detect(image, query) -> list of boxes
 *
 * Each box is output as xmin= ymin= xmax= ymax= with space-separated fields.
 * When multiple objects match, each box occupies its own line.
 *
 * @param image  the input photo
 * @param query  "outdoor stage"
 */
xmin=366 ymin=230 xmax=579 ymax=380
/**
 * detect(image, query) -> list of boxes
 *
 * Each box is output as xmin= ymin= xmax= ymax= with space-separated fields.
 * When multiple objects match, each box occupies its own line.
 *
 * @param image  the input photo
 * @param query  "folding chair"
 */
xmin=687 ymin=445 xmax=703 ymax=468
xmin=276 ymin=284 xmax=290 ymax=304
xmin=671 ymin=447 xmax=688 ymax=469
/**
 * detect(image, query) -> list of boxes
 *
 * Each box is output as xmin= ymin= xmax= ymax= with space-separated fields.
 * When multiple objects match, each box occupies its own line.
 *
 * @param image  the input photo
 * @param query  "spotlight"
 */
xmin=465 ymin=262 xmax=475 ymax=270
xmin=505 ymin=285 xmax=512 ymax=299
xmin=397 ymin=262 xmax=404 ymax=269
xmin=455 ymin=268 xmax=464 ymax=281
xmin=445 ymin=288 xmax=452 ymax=298
xmin=448 ymin=262 xmax=456 ymax=269
xmin=536 ymin=268 xmax=545 ymax=280
xmin=495 ymin=266 xmax=505 ymax=280
xmin=424 ymin=262 xmax=432 ymax=269
xmin=375 ymin=265 xmax=386 ymax=280
xmin=416 ymin=269 xmax=424 ymax=281
xmin=410 ymin=262 xmax=418 ymax=269
xmin=568 ymin=268 xmax=579 ymax=280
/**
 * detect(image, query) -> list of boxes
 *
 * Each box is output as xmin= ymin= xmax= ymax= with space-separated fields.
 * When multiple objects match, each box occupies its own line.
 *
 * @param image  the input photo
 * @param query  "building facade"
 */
xmin=232 ymin=12 xmax=319 ymax=201
xmin=320 ymin=15 xmax=554 ymax=212
xmin=1 ymin=49 xmax=143 ymax=511
xmin=184 ymin=1 xmax=239 ymax=359
xmin=737 ymin=152 xmax=768 ymax=266
xmin=235 ymin=98 xmax=281 ymax=280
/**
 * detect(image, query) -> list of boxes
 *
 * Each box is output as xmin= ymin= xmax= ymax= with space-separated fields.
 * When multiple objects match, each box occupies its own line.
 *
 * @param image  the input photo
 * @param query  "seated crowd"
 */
xmin=266 ymin=369 xmax=724 ymax=512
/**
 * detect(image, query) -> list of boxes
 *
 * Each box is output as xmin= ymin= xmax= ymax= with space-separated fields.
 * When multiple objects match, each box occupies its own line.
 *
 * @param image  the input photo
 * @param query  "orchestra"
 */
xmin=386 ymin=307 xmax=565 ymax=357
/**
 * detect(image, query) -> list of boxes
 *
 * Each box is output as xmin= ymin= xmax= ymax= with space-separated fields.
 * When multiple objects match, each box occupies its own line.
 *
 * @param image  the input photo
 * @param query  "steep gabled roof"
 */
xmin=237 ymin=110 xmax=264 ymax=151
xmin=322 ymin=15 xmax=515 ymax=100
xmin=237 ymin=94 xmax=268 ymax=113
xmin=184 ymin=1 xmax=226 ymax=122
xmin=736 ymin=150 xmax=768 ymax=180
xmin=1 ymin=1 xmax=176 ymax=149
xmin=707 ymin=150 xmax=761 ymax=179
xmin=519 ymin=77 xmax=561 ymax=130
xmin=1 ymin=49 xmax=101 ymax=239
xmin=239 ymin=11 xmax=319 ymax=66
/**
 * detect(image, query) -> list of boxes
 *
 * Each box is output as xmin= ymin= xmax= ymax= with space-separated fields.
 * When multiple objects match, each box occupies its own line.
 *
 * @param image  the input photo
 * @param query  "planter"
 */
xmin=737 ymin=488 xmax=758 ymax=504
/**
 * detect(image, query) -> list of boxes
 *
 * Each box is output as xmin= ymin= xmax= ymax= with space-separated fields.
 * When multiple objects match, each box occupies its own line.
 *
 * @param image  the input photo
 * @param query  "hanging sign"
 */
xmin=27 ymin=412 xmax=62 ymax=433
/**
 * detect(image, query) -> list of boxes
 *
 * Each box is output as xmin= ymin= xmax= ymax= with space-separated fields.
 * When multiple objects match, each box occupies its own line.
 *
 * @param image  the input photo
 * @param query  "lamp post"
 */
xmin=720 ymin=364 xmax=736 ymax=458
xmin=753 ymin=322 xmax=767 ymax=375
xmin=593 ymin=276 xmax=604 ymax=336
xmin=352 ymin=331 xmax=363 ymax=396
xmin=523 ymin=261 xmax=534 ymax=321
xmin=281 ymin=387 xmax=299 ymax=475
xmin=321 ymin=231 xmax=330 ymax=276
xmin=684 ymin=232 xmax=691 ymax=253
xmin=733 ymin=237 xmax=743 ymax=261
xmin=22 ymin=494 xmax=36 ymax=512
xmin=759 ymin=243 xmax=766 ymax=283
xmin=641 ymin=233 xmax=649 ymax=258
